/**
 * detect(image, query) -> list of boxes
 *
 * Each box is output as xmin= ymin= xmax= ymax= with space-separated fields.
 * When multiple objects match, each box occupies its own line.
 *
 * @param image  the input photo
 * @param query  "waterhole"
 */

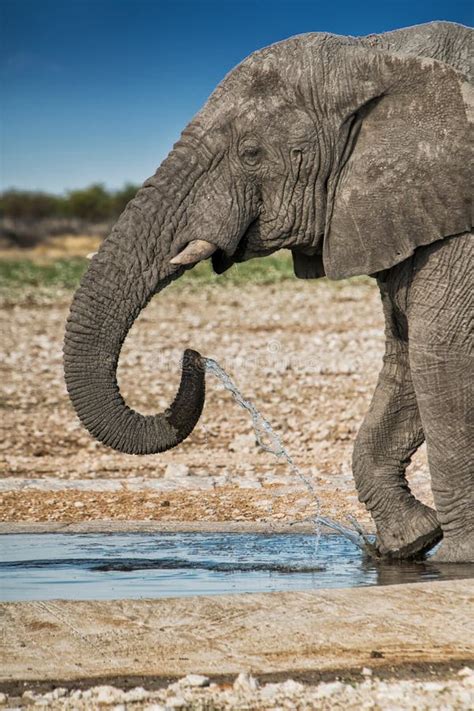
xmin=1 ymin=532 xmax=472 ymax=602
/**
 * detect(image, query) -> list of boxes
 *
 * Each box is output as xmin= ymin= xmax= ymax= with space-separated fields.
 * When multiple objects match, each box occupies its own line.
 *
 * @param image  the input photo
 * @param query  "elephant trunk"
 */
xmin=64 ymin=141 xmax=206 ymax=454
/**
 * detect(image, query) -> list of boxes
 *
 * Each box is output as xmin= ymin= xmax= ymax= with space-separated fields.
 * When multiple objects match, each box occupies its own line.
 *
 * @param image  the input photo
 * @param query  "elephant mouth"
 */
xmin=211 ymin=232 xmax=251 ymax=274
xmin=211 ymin=219 xmax=283 ymax=275
xmin=211 ymin=222 xmax=325 ymax=277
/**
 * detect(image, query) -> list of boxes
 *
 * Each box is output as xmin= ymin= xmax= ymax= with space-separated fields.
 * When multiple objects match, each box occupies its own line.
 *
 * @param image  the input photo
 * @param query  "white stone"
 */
xmin=164 ymin=463 xmax=190 ymax=478
xmin=166 ymin=696 xmax=187 ymax=708
xmin=458 ymin=666 xmax=474 ymax=677
xmin=315 ymin=681 xmax=345 ymax=698
xmin=179 ymin=674 xmax=210 ymax=688
xmin=461 ymin=673 xmax=474 ymax=688
xmin=421 ymin=681 xmax=445 ymax=692
xmin=94 ymin=685 xmax=123 ymax=704
xmin=279 ymin=679 xmax=304 ymax=694
xmin=42 ymin=687 xmax=68 ymax=701
xmin=0 ymin=693 xmax=7 ymax=704
xmin=260 ymin=683 xmax=280 ymax=698
xmin=52 ymin=687 xmax=68 ymax=699
xmin=233 ymin=671 xmax=259 ymax=693
xmin=124 ymin=686 xmax=149 ymax=702
xmin=362 ymin=667 xmax=373 ymax=676
xmin=458 ymin=690 xmax=474 ymax=705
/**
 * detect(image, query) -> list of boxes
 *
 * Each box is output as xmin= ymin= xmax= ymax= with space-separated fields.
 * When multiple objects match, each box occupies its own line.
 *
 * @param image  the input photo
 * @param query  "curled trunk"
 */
xmin=64 ymin=145 xmax=206 ymax=454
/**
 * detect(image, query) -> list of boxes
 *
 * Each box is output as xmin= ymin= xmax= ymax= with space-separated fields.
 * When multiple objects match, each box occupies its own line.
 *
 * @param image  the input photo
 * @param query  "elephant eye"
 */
xmin=239 ymin=142 xmax=262 ymax=167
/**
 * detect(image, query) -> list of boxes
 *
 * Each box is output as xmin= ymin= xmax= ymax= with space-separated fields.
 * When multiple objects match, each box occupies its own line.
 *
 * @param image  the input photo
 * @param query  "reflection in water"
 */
xmin=0 ymin=532 xmax=472 ymax=602
xmin=366 ymin=557 xmax=473 ymax=587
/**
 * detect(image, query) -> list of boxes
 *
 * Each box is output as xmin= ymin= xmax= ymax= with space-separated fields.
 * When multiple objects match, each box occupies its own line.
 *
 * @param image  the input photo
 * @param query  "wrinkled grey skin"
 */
xmin=64 ymin=22 xmax=473 ymax=562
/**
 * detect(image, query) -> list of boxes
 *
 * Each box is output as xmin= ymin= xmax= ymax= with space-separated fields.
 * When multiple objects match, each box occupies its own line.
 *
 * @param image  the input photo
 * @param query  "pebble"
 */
xmin=6 ymin=673 xmax=474 ymax=709
xmin=124 ymin=686 xmax=149 ymax=701
xmin=279 ymin=679 xmax=304 ymax=694
xmin=94 ymin=685 xmax=122 ymax=703
xmin=22 ymin=690 xmax=36 ymax=699
xmin=233 ymin=671 xmax=259 ymax=692
xmin=164 ymin=463 xmax=190 ymax=478
xmin=315 ymin=680 xmax=346 ymax=697
xmin=229 ymin=433 xmax=256 ymax=453
xmin=179 ymin=673 xmax=210 ymax=687
xmin=165 ymin=696 xmax=187 ymax=708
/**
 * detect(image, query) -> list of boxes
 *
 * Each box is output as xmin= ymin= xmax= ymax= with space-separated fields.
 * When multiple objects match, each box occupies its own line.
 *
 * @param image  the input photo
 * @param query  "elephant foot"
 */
xmin=376 ymin=504 xmax=442 ymax=560
xmin=429 ymin=532 xmax=474 ymax=563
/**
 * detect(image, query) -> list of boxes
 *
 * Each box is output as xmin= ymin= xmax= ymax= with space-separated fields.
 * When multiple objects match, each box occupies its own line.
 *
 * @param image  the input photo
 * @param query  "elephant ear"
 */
xmin=323 ymin=49 xmax=472 ymax=280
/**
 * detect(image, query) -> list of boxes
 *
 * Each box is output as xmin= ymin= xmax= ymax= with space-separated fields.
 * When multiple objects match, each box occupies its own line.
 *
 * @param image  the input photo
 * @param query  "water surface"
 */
xmin=0 ymin=532 xmax=471 ymax=602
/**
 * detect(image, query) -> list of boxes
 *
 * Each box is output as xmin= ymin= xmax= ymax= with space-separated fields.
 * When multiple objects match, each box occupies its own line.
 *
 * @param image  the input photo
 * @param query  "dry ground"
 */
xmin=1 ymin=240 xmax=471 ymax=711
xmin=0 ymin=240 xmax=434 ymax=528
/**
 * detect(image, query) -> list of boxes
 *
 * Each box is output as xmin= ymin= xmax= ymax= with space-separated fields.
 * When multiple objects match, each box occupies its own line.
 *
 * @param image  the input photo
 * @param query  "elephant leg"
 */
xmin=407 ymin=233 xmax=474 ymax=563
xmin=409 ymin=345 xmax=474 ymax=562
xmin=352 ymin=282 xmax=441 ymax=558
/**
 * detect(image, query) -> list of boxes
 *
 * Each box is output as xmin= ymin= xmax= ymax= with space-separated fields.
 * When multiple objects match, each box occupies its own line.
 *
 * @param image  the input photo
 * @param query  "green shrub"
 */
xmin=0 ymin=190 xmax=66 ymax=219
xmin=0 ymin=184 xmax=140 ymax=222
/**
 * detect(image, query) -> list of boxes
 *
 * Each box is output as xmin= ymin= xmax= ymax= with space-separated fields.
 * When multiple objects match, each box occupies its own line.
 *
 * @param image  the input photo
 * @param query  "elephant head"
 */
xmin=64 ymin=30 xmax=472 ymax=454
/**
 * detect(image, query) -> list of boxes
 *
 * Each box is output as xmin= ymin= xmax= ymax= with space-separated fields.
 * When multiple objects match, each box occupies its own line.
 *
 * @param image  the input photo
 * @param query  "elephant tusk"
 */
xmin=86 ymin=252 xmax=98 ymax=260
xmin=170 ymin=239 xmax=218 ymax=266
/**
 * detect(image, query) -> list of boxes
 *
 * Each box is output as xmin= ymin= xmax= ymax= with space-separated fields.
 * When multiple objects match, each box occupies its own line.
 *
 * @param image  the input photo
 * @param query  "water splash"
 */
xmin=204 ymin=357 xmax=376 ymax=558
xmin=204 ymin=358 xmax=322 ymax=548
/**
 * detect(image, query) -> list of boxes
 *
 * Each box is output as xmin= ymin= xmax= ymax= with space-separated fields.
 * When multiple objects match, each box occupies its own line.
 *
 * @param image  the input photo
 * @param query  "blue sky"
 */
xmin=1 ymin=0 xmax=472 ymax=193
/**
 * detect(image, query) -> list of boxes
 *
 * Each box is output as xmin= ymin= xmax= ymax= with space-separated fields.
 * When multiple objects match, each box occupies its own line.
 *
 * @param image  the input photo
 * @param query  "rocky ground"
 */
xmin=2 ymin=247 xmax=459 ymax=711
xmin=2 ymin=668 xmax=473 ymax=709
xmin=0 ymin=264 xmax=433 ymax=527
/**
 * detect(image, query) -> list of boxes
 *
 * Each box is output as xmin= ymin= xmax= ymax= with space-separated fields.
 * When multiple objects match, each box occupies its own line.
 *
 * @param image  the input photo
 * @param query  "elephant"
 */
xmin=64 ymin=21 xmax=473 ymax=563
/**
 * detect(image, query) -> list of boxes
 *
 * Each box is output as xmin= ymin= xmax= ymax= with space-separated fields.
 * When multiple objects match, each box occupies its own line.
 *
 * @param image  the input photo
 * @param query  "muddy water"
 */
xmin=1 ymin=532 xmax=472 ymax=602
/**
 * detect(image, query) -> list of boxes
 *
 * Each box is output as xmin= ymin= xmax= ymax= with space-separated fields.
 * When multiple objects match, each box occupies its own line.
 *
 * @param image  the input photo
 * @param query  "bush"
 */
xmin=0 ymin=190 xmax=66 ymax=220
xmin=0 ymin=183 xmax=140 ymax=222
xmin=65 ymin=184 xmax=113 ymax=221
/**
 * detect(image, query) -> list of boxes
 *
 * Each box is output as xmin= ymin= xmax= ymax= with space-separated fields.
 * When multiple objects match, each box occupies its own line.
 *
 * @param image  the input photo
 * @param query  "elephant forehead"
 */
xmin=232 ymin=104 xmax=315 ymax=141
xmin=201 ymin=51 xmax=302 ymax=128
xmin=244 ymin=66 xmax=284 ymax=98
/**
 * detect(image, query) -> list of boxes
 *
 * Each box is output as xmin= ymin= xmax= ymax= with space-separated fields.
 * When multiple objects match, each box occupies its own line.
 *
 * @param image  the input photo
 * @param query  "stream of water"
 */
xmin=204 ymin=358 xmax=376 ymax=558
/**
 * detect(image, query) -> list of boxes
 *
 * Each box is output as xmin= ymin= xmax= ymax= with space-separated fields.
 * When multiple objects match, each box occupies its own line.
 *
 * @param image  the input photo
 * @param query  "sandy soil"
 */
xmin=0 ymin=258 xmax=433 ymax=528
